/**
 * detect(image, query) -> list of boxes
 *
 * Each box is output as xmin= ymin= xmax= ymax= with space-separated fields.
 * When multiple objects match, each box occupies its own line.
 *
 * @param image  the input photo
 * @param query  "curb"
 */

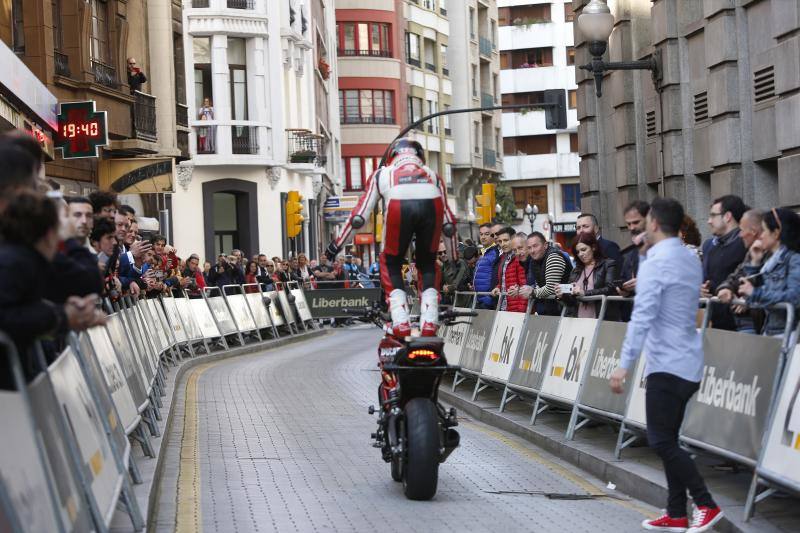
xmin=146 ymin=329 xmax=329 ymax=531
xmin=438 ymin=384 xmax=778 ymax=533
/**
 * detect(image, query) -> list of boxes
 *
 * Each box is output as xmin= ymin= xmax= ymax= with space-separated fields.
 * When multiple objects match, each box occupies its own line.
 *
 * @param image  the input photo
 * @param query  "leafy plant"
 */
xmin=493 ymin=183 xmax=519 ymax=224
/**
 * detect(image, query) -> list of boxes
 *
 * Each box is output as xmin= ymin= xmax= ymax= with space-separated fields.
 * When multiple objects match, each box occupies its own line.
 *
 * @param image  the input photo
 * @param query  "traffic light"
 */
xmin=474 ymin=183 xmax=496 ymax=225
xmin=285 ymin=190 xmax=304 ymax=238
xmin=544 ymin=89 xmax=567 ymax=130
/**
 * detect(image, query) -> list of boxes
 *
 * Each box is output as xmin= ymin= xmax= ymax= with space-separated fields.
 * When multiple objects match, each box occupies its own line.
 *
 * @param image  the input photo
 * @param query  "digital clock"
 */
xmin=55 ymin=101 xmax=109 ymax=159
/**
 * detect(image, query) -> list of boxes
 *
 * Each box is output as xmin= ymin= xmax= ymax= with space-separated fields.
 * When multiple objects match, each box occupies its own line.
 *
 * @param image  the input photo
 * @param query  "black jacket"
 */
xmin=702 ymin=229 xmax=747 ymax=330
xmin=563 ymin=258 xmax=621 ymax=320
xmin=598 ymin=236 xmax=623 ymax=264
xmin=0 ymin=244 xmax=67 ymax=387
xmin=207 ymin=262 xmax=245 ymax=292
xmin=46 ymin=239 xmax=103 ymax=304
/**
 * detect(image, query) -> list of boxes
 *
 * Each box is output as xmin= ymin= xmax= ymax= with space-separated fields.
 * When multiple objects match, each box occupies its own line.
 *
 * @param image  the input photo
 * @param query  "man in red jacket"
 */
xmin=491 ymin=227 xmax=528 ymax=312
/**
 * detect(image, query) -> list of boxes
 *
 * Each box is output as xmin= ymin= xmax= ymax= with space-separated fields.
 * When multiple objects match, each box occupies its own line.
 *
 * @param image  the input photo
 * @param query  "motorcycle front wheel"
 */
xmin=402 ymin=398 xmax=440 ymax=500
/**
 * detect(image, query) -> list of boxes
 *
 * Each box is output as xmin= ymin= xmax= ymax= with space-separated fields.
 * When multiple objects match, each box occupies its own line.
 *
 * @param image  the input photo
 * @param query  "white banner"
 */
xmin=760 ymin=344 xmax=800 ymax=486
xmin=206 ymin=296 xmax=237 ymax=335
xmin=480 ymin=312 xmax=527 ymax=382
xmin=143 ymin=300 xmax=170 ymax=353
xmin=49 ymin=347 xmax=121 ymax=526
xmin=291 ymin=289 xmax=313 ymax=322
xmin=540 ymin=317 xmax=598 ymax=402
xmin=152 ymin=300 xmax=176 ymax=348
xmin=85 ymin=327 xmax=138 ymax=433
xmin=90 ymin=325 xmax=146 ymax=409
xmin=442 ymin=306 xmax=471 ymax=366
xmin=227 ymin=294 xmax=256 ymax=332
xmin=175 ymin=297 xmax=203 ymax=340
xmin=624 ymin=356 xmax=648 ymax=428
xmin=119 ymin=307 xmax=157 ymax=379
xmin=0 ymin=390 xmax=62 ymax=532
xmin=245 ymin=292 xmax=272 ymax=330
xmin=267 ymin=291 xmax=286 ymax=326
xmin=277 ymin=290 xmax=296 ymax=324
xmin=107 ymin=314 xmax=153 ymax=391
xmin=162 ymin=297 xmax=188 ymax=343
xmin=189 ymin=298 xmax=221 ymax=339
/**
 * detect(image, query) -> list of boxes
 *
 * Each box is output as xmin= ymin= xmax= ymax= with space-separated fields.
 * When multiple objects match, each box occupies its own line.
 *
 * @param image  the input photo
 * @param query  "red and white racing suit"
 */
xmin=332 ymin=155 xmax=457 ymax=333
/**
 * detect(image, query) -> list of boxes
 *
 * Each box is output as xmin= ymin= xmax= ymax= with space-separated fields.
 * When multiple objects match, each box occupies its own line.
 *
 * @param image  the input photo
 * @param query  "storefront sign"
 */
xmin=552 ymin=222 xmax=577 ymax=233
xmin=323 ymin=195 xmax=359 ymax=222
xmin=98 ymin=158 xmax=174 ymax=193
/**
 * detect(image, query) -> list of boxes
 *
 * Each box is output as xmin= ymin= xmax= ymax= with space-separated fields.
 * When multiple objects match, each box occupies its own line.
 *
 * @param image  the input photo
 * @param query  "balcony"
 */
xmin=425 ymin=62 xmax=436 ymax=72
xmin=232 ymin=126 xmax=259 ymax=154
xmin=483 ymin=149 xmax=497 ymax=168
xmin=341 ymin=116 xmax=396 ymax=125
xmin=227 ymin=0 xmax=254 ymax=8
xmin=408 ymin=57 xmax=421 ymax=68
xmin=192 ymin=0 xmax=209 ymax=6
xmin=176 ymin=103 xmax=189 ymax=128
xmin=194 ymin=124 xmax=217 ymax=154
xmin=92 ymin=60 xmax=118 ymax=89
xmin=481 ymin=92 xmax=494 ymax=109
xmin=54 ymin=50 xmax=70 ymax=77
xmin=338 ymin=48 xmax=392 ymax=58
xmin=133 ymin=91 xmax=157 ymax=142
xmin=479 ymin=37 xmax=493 ymax=58
xmin=287 ymin=129 xmax=326 ymax=167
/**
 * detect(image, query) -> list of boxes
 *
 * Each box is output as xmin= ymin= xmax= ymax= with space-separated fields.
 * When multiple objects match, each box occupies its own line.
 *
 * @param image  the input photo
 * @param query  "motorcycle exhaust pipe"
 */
xmin=439 ymin=428 xmax=460 ymax=463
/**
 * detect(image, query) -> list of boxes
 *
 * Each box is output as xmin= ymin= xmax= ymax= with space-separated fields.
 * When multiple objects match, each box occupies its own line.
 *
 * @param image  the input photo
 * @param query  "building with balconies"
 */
xmin=498 ymin=0 xmax=579 ymax=247
xmin=448 ymin=0 xmax=503 ymax=235
xmin=175 ymin=0 xmax=341 ymax=260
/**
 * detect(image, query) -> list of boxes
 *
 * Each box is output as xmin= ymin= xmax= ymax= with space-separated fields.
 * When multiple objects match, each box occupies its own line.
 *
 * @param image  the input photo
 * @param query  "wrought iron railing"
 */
xmin=54 ymin=50 xmax=70 ymax=77
xmin=192 ymin=0 xmax=209 ymax=7
xmin=133 ymin=91 xmax=157 ymax=142
xmin=342 ymin=116 xmax=396 ymax=125
xmin=176 ymin=103 xmax=189 ymax=128
xmin=479 ymin=37 xmax=493 ymax=57
xmin=425 ymin=62 xmax=436 ymax=72
xmin=407 ymin=57 xmax=421 ymax=68
xmin=483 ymin=149 xmax=497 ymax=168
xmin=227 ymin=0 xmax=254 ymax=9
xmin=92 ymin=60 xmax=118 ymax=89
xmin=287 ymin=129 xmax=326 ymax=166
xmin=231 ymin=125 xmax=259 ymax=154
xmin=481 ymin=92 xmax=494 ymax=108
xmin=194 ymin=125 xmax=216 ymax=154
xmin=338 ymin=49 xmax=392 ymax=58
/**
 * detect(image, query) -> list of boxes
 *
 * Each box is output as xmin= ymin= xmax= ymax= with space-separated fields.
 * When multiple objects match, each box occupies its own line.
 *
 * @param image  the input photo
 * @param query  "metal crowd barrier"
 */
xmin=439 ymin=291 xmax=800 ymax=521
xmin=0 ymin=283 xmax=321 ymax=532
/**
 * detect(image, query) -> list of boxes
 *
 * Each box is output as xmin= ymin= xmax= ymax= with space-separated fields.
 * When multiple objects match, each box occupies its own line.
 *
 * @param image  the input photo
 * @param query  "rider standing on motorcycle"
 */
xmin=326 ymin=138 xmax=457 ymax=337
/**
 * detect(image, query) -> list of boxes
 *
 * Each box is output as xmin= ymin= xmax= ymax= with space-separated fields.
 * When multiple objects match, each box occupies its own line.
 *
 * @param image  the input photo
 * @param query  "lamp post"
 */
xmin=524 ymin=203 xmax=539 ymax=232
xmin=577 ymin=0 xmax=661 ymax=97
xmin=467 ymin=210 xmax=476 ymax=242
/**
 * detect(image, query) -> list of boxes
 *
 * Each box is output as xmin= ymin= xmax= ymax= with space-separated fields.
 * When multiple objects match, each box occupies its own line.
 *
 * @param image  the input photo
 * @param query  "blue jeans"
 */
xmin=646 ymin=372 xmax=716 ymax=517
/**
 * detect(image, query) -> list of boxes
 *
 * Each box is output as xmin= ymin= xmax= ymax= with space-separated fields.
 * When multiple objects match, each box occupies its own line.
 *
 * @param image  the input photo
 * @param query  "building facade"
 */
xmin=1 ymin=0 xmax=185 ymax=219
xmin=175 ymin=0 xmax=341 ymax=261
xmin=499 ymin=0 xmax=581 ymax=247
xmin=448 ymin=0 xmax=504 ymax=233
xmin=574 ymin=0 xmax=800 ymax=244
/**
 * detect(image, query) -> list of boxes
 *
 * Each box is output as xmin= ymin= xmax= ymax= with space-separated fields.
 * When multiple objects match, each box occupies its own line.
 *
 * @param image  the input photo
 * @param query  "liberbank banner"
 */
xmin=305 ymin=288 xmax=381 ymax=318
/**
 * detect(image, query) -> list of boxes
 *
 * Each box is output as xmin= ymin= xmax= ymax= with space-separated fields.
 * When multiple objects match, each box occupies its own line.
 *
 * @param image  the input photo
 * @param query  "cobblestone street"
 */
xmin=154 ymin=327 xmax=655 ymax=532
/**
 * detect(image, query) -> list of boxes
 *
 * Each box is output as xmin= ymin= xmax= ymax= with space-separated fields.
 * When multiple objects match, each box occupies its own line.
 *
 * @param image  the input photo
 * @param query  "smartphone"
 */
xmin=611 ymin=279 xmax=626 ymax=288
xmin=558 ymin=283 xmax=573 ymax=294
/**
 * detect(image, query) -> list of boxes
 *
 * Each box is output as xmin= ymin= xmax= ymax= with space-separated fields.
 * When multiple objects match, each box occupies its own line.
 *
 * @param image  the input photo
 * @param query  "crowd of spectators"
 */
xmin=442 ymin=193 xmax=800 ymax=340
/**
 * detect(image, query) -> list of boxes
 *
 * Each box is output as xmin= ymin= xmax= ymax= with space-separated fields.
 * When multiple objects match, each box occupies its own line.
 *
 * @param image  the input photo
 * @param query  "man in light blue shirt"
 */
xmin=609 ymin=198 xmax=723 ymax=533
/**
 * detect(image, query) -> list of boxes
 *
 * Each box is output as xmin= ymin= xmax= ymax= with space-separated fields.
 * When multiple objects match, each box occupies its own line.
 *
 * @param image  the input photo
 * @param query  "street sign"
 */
xmin=55 ymin=101 xmax=109 ymax=159
xmin=323 ymin=195 xmax=359 ymax=222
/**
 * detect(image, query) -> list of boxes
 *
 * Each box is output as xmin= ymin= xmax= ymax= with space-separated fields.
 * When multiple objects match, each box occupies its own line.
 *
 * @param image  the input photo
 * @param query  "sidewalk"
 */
xmin=438 ymin=375 xmax=800 ymax=533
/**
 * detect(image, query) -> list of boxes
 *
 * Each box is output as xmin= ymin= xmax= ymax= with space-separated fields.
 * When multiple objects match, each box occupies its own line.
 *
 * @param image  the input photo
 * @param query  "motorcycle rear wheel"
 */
xmin=391 ymin=455 xmax=403 ymax=482
xmin=402 ymin=398 xmax=440 ymax=500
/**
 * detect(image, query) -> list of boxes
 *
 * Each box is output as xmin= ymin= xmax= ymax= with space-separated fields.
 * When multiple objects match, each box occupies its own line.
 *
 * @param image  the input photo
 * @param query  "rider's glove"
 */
xmin=325 ymin=242 xmax=340 ymax=261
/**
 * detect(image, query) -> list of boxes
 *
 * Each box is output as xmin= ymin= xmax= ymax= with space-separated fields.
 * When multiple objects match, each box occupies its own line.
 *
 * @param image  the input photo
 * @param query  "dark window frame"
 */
xmin=336 ymin=21 xmax=392 ymax=57
xmin=561 ymin=183 xmax=581 ymax=213
xmin=338 ymin=89 xmax=395 ymax=124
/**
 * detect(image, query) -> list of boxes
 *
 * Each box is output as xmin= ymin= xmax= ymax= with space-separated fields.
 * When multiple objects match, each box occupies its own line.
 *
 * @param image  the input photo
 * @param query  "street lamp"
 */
xmin=467 ymin=210 xmax=476 ymax=242
xmin=524 ymin=203 xmax=538 ymax=232
xmin=577 ymin=0 xmax=661 ymax=97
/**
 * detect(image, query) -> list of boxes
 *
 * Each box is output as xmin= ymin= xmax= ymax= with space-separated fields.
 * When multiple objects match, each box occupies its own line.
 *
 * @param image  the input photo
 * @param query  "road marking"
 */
xmin=461 ymin=419 xmax=653 ymax=517
xmin=176 ymin=362 xmax=217 ymax=533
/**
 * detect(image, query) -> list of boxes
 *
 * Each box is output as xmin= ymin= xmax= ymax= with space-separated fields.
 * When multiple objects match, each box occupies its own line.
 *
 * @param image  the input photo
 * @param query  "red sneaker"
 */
xmin=392 ymin=322 xmax=411 ymax=338
xmin=641 ymin=514 xmax=688 ymax=532
xmin=420 ymin=321 xmax=438 ymax=337
xmin=687 ymin=505 xmax=723 ymax=533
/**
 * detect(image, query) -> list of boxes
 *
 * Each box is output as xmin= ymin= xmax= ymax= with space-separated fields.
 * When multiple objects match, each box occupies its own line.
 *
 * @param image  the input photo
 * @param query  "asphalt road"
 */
xmin=153 ymin=326 xmax=655 ymax=533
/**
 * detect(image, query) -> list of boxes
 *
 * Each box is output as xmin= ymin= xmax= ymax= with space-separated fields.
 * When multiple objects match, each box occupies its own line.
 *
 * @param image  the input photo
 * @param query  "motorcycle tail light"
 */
xmin=408 ymin=349 xmax=439 ymax=361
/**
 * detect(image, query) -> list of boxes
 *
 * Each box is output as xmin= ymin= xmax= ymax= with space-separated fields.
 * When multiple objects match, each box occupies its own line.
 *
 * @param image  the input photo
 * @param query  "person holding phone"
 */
xmin=127 ymin=57 xmax=147 ymax=94
xmin=556 ymin=232 xmax=621 ymax=320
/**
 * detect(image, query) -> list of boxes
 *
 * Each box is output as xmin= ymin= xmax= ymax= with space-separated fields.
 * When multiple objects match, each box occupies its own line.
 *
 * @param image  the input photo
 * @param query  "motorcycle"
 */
xmin=345 ymin=305 xmax=477 ymax=500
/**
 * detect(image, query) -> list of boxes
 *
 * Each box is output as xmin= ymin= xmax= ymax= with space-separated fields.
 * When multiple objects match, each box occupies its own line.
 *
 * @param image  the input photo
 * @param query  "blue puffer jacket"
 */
xmin=746 ymin=247 xmax=800 ymax=336
xmin=473 ymin=244 xmax=500 ymax=308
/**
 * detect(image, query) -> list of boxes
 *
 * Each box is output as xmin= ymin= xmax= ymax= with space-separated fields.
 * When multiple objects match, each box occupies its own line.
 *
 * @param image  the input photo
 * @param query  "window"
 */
xmin=473 ymin=122 xmax=480 ymax=154
xmin=471 ymin=65 xmax=477 ymax=96
xmin=423 ymin=0 xmax=435 ymax=10
xmin=428 ymin=151 xmax=440 ymax=175
xmin=469 ymin=8 xmax=476 ymax=39
xmin=90 ymin=0 xmax=110 ymax=62
xmin=407 ymin=96 xmax=423 ymax=124
xmin=427 ymin=100 xmax=439 ymax=133
xmin=566 ymin=46 xmax=575 ymax=66
xmin=440 ymin=44 xmax=448 ymax=75
xmin=503 ymin=134 xmax=557 ymax=156
xmin=423 ymin=38 xmax=436 ymax=71
xmin=562 ymin=184 xmax=581 ymax=213
xmin=512 ymin=186 xmax=548 ymax=212
xmin=444 ymin=163 xmax=452 ymax=187
xmin=568 ymin=89 xmax=577 ymax=110
xmin=501 ymin=91 xmax=545 ymax=111
xmin=337 ymin=22 xmax=391 ymax=57
xmin=569 ymin=133 xmax=579 ymax=153
xmin=564 ymin=3 xmax=575 ymax=23
xmin=348 ymin=157 xmax=363 ymax=190
xmin=193 ymin=37 xmax=213 ymax=110
xmin=339 ymin=90 xmax=395 ymax=124
xmin=343 ymin=156 xmax=382 ymax=191
xmin=228 ymin=38 xmax=248 ymax=121
xmin=443 ymin=104 xmax=451 ymax=134
xmin=12 ymin=0 xmax=24 ymax=53
xmin=501 ymin=47 xmax=554 ymax=69
xmin=498 ymin=4 xmax=551 ymax=26
xmin=405 ymin=32 xmax=421 ymax=66
xmin=52 ymin=0 xmax=63 ymax=51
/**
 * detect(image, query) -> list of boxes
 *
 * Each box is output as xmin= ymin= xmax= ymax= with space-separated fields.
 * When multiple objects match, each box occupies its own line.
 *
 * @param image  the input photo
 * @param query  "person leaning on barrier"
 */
xmin=609 ymin=197 xmax=724 ymax=532
xmin=518 ymin=232 xmax=571 ymax=316
xmin=474 ymin=222 xmax=503 ymax=309
xmin=181 ymin=254 xmax=207 ymax=298
xmin=738 ymin=207 xmax=800 ymax=337
xmin=716 ymin=209 xmax=768 ymax=334
xmin=0 ymin=191 xmax=105 ymax=385
xmin=490 ymin=227 xmax=528 ymax=312
xmin=556 ymin=232 xmax=620 ymax=320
